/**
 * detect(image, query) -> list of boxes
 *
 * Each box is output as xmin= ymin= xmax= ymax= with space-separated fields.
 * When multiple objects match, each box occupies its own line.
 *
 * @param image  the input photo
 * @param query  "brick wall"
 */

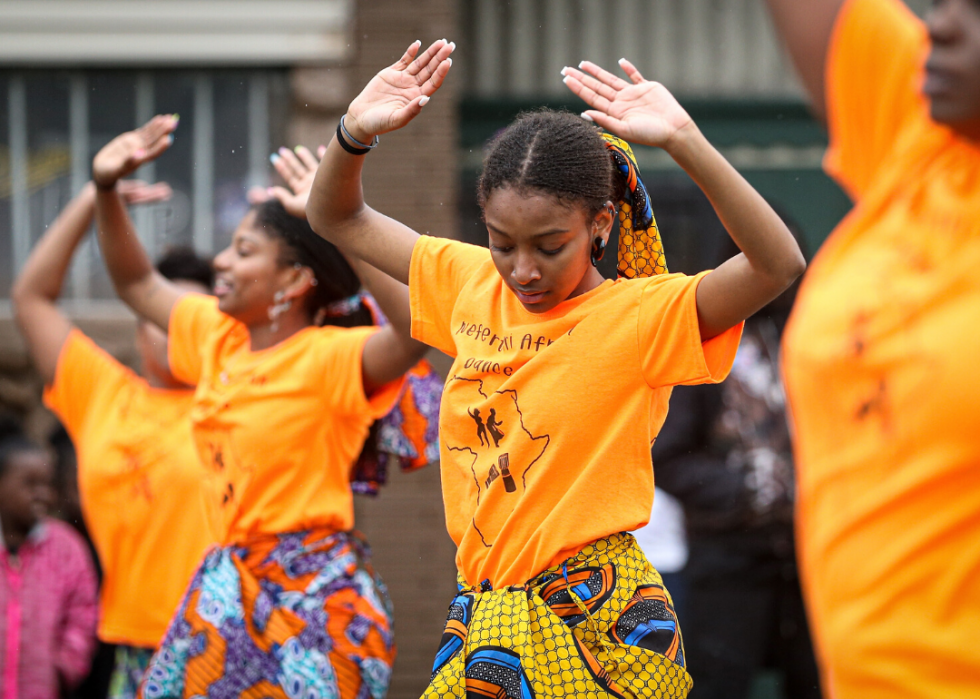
xmin=289 ymin=1 xmax=461 ymax=696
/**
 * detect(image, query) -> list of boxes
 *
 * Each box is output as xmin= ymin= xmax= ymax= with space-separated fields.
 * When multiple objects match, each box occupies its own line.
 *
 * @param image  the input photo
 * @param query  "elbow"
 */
xmin=786 ymin=249 xmax=807 ymax=285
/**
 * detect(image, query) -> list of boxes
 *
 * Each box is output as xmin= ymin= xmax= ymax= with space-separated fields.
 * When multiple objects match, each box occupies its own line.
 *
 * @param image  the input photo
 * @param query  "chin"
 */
xmin=929 ymin=101 xmax=980 ymax=137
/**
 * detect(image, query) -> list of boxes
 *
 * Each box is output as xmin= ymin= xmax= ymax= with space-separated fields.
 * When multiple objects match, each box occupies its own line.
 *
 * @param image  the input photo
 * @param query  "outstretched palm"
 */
xmin=345 ymin=39 xmax=455 ymax=141
xmin=92 ymin=115 xmax=178 ymax=189
xmin=562 ymin=60 xmax=693 ymax=149
xmin=248 ymin=145 xmax=325 ymax=219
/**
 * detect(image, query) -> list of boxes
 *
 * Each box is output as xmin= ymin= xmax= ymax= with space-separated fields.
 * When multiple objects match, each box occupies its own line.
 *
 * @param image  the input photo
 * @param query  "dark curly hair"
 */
xmin=0 ymin=413 xmax=39 ymax=479
xmin=156 ymin=246 xmax=214 ymax=289
xmin=477 ymin=109 xmax=623 ymax=219
xmin=251 ymin=200 xmax=373 ymax=328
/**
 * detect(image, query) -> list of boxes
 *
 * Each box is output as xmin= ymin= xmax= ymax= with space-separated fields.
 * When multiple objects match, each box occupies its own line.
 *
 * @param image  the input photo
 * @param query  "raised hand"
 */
xmin=561 ymin=59 xmax=694 ymax=149
xmin=344 ymin=39 xmax=455 ymax=143
xmin=248 ymin=144 xmax=327 ymax=218
xmin=116 ymin=180 xmax=173 ymax=205
xmin=92 ymin=115 xmax=179 ymax=189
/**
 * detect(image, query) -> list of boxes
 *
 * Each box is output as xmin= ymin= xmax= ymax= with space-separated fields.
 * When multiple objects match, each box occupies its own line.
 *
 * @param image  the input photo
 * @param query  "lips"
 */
xmin=513 ymin=288 xmax=548 ymax=304
xmin=213 ymin=277 xmax=232 ymax=297
xmin=924 ymin=64 xmax=959 ymax=97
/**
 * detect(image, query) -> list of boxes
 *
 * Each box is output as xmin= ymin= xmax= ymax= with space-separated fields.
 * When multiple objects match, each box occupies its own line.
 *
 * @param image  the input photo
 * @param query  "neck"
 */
xmin=144 ymin=372 xmax=191 ymax=390
xmin=568 ymin=266 xmax=607 ymax=300
xmin=247 ymin=312 xmax=312 ymax=352
xmin=0 ymin=513 xmax=30 ymax=554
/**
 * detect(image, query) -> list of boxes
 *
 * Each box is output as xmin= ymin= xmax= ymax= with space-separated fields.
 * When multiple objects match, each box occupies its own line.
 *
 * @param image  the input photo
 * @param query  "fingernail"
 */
xmin=562 ymin=76 xmax=571 ymax=84
xmin=580 ymin=113 xmax=594 ymax=122
xmin=135 ymin=148 xmax=146 ymax=158
xmin=294 ymin=145 xmax=304 ymax=153
xmin=419 ymin=95 xmax=430 ymax=106
xmin=167 ymin=135 xmax=174 ymax=145
xmin=619 ymin=57 xmax=627 ymax=63
xmin=449 ymin=41 xmax=456 ymax=51
xmin=269 ymin=153 xmax=280 ymax=164
xmin=560 ymin=67 xmax=568 ymax=76
xmin=171 ymin=113 xmax=180 ymax=122
xmin=447 ymin=57 xmax=453 ymax=67
xmin=266 ymin=187 xmax=274 ymax=194
xmin=578 ymin=61 xmax=586 ymax=68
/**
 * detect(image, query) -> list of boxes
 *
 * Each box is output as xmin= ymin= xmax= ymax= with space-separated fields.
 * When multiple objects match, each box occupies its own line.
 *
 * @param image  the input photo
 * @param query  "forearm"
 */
xmin=95 ymin=187 xmax=179 ymax=329
xmin=307 ymin=133 xmax=417 ymax=284
xmin=763 ymin=0 xmax=844 ymax=119
xmin=667 ymin=124 xmax=803 ymax=286
xmin=11 ymin=183 xmax=96 ymax=304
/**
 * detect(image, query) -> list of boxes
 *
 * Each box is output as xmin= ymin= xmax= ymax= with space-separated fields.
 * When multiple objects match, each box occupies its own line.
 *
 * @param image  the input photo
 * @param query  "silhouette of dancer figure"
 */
xmin=486 ymin=409 xmax=505 ymax=447
xmin=468 ymin=407 xmax=489 ymax=447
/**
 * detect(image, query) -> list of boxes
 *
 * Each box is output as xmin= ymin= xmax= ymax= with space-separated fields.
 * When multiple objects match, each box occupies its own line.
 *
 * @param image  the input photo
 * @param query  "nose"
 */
xmin=511 ymin=250 xmax=541 ymax=287
xmin=213 ymin=246 xmax=233 ymax=271
xmin=927 ymin=0 xmax=961 ymax=45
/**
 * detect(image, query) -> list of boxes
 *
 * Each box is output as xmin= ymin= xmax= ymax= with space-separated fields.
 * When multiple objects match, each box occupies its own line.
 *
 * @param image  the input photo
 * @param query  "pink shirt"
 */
xmin=0 ymin=519 xmax=97 ymax=699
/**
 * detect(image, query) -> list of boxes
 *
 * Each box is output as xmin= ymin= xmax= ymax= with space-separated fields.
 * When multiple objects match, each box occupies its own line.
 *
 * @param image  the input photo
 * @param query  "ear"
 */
xmin=281 ymin=264 xmax=317 ymax=302
xmin=592 ymin=201 xmax=616 ymax=244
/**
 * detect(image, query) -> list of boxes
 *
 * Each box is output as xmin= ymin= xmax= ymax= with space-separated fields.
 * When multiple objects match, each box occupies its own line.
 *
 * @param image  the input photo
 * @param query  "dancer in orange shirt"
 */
xmin=764 ymin=0 xmax=980 ymax=696
xmin=307 ymin=40 xmax=805 ymax=697
xmin=89 ymin=120 xmax=435 ymax=698
xmin=12 ymin=181 xmax=215 ymax=699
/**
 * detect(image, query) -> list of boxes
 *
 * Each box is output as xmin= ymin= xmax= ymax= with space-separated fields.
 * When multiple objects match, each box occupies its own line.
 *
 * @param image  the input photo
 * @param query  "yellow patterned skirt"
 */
xmin=424 ymin=533 xmax=692 ymax=698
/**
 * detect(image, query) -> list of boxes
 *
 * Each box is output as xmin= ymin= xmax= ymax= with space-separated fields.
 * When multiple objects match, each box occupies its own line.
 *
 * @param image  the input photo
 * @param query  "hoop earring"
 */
xmin=590 ymin=237 xmax=606 ymax=267
xmin=268 ymin=290 xmax=292 ymax=333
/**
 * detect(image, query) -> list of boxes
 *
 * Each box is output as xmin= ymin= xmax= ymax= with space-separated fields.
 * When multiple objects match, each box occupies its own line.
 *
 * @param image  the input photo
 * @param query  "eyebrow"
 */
xmin=486 ymin=224 xmax=571 ymax=240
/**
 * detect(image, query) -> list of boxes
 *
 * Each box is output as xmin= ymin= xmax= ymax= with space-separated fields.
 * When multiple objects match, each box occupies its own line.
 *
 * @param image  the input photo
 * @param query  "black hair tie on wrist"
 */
xmin=336 ymin=116 xmax=379 ymax=156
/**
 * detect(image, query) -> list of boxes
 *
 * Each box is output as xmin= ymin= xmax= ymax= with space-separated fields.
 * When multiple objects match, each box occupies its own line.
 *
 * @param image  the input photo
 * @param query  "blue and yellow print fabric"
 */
xmin=425 ymin=533 xmax=692 ymax=698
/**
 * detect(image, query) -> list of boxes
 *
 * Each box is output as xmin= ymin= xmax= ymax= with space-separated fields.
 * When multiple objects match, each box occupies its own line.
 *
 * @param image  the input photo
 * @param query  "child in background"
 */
xmin=0 ymin=416 xmax=98 ymax=699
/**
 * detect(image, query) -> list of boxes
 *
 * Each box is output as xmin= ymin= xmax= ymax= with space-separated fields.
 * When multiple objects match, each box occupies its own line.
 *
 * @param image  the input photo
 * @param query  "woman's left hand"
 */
xmin=248 ymin=145 xmax=326 ymax=218
xmin=562 ymin=59 xmax=694 ymax=150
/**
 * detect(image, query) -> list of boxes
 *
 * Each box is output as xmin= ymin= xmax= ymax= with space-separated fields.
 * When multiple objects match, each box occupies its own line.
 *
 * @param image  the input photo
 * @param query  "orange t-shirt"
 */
xmin=168 ymin=294 xmax=402 ymax=544
xmin=410 ymin=236 xmax=742 ymax=587
xmin=782 ymin=0 xmax=980 ymax=697
xmin=43 ymin=330 xmax=213 ymax=648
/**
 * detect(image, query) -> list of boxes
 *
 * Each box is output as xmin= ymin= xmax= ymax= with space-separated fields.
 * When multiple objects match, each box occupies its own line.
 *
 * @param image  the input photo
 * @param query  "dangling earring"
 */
xmin=590 ymin=237 xmax=607 ymax=267
xmin=268 ymin=290 xmax=292 ymax=332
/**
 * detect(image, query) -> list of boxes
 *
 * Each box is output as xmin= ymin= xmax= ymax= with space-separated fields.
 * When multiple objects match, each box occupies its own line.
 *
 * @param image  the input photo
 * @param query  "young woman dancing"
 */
xmin=12 ymin=180 xmax=215 ymax=699
xmin=89 ymin=117 xmax=434 ymax=699
xmin=764 ymin=1 xmax=980 ymax=696
xmin=306 ymin=40 xmax=805 ymax=698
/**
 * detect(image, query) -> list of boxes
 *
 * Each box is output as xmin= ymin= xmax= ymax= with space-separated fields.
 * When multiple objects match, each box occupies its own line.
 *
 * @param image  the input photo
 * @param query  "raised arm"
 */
xmin=91 ymin=115 xmax=184 ymax=330
xmin=11 ymin=180 xmax=171 ymax=383
xmin=260 ymin=143 xmax=428 ymax=391
xmin=306 ymin=39 xmax=455 ymax=284
xmin=763 ymin=0 xmax=846 ymax=119
xmin=563 ymin=60 xmax=806 ymax=341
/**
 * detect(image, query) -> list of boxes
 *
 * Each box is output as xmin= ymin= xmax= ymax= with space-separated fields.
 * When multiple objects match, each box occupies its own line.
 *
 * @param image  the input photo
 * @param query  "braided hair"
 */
xmin=477 ymin=109 xmax=625 ymax=219
xmin=251 ymin=200 xmax=373 ymax=328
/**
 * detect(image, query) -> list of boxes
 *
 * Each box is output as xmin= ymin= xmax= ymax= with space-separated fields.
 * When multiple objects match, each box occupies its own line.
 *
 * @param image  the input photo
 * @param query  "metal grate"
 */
xmin=0 ymin=69 xmax=287 ymax=303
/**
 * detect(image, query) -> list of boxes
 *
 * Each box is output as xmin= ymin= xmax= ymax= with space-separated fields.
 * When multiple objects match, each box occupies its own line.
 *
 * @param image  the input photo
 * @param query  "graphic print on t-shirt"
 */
xmin=445 ymin=375 xmax=550 ymax=548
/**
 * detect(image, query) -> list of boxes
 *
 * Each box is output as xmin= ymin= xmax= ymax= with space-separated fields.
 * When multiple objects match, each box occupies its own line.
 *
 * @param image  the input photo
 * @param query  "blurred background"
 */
xmin=0 ymin=1 xmax=930 ymax=697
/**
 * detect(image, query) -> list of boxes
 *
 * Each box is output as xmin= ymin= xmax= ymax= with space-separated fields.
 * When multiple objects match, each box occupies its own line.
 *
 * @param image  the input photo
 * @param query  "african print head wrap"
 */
xmin=601 ymin=133 xmax=668 ymax=279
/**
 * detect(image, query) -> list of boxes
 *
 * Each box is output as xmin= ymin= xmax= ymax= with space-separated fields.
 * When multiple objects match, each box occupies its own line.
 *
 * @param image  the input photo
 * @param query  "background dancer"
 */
xmin=762 ymin=0 xmax=980 ymax=696
xmin=11 ymin=180 xmax=216 ymax=699
xmin=307 ymin=39 xmax=805 ymax=697
xmin=90 ymin=115 xmax=435 ymax=699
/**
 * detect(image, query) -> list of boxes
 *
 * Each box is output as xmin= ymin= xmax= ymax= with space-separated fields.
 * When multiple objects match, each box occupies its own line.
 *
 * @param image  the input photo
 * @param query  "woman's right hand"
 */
xmin=344 ymin=39 xmax=455 ymax=143
xmin=92 ymin=115 xmax=178 ymax=189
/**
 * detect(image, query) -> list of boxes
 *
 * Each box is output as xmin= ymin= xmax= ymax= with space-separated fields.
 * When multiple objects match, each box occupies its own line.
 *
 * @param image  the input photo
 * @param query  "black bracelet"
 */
xmin=336 ymin=116 xmax=379 ymax=156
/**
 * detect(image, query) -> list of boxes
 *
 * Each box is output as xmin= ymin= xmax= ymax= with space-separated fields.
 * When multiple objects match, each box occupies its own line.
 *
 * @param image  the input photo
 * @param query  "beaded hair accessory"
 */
xmin=601 ymin=133 xmax=668 ymax=279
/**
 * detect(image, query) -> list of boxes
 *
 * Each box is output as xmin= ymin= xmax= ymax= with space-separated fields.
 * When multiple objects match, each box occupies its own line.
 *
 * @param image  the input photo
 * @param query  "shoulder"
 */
xmin=41 ymin=519 xmax=90 ymax=557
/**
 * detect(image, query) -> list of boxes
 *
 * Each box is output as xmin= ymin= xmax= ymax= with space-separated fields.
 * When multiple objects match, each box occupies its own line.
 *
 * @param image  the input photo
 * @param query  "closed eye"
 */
xmin=540 ymin=246 xmax=564 ymax=256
